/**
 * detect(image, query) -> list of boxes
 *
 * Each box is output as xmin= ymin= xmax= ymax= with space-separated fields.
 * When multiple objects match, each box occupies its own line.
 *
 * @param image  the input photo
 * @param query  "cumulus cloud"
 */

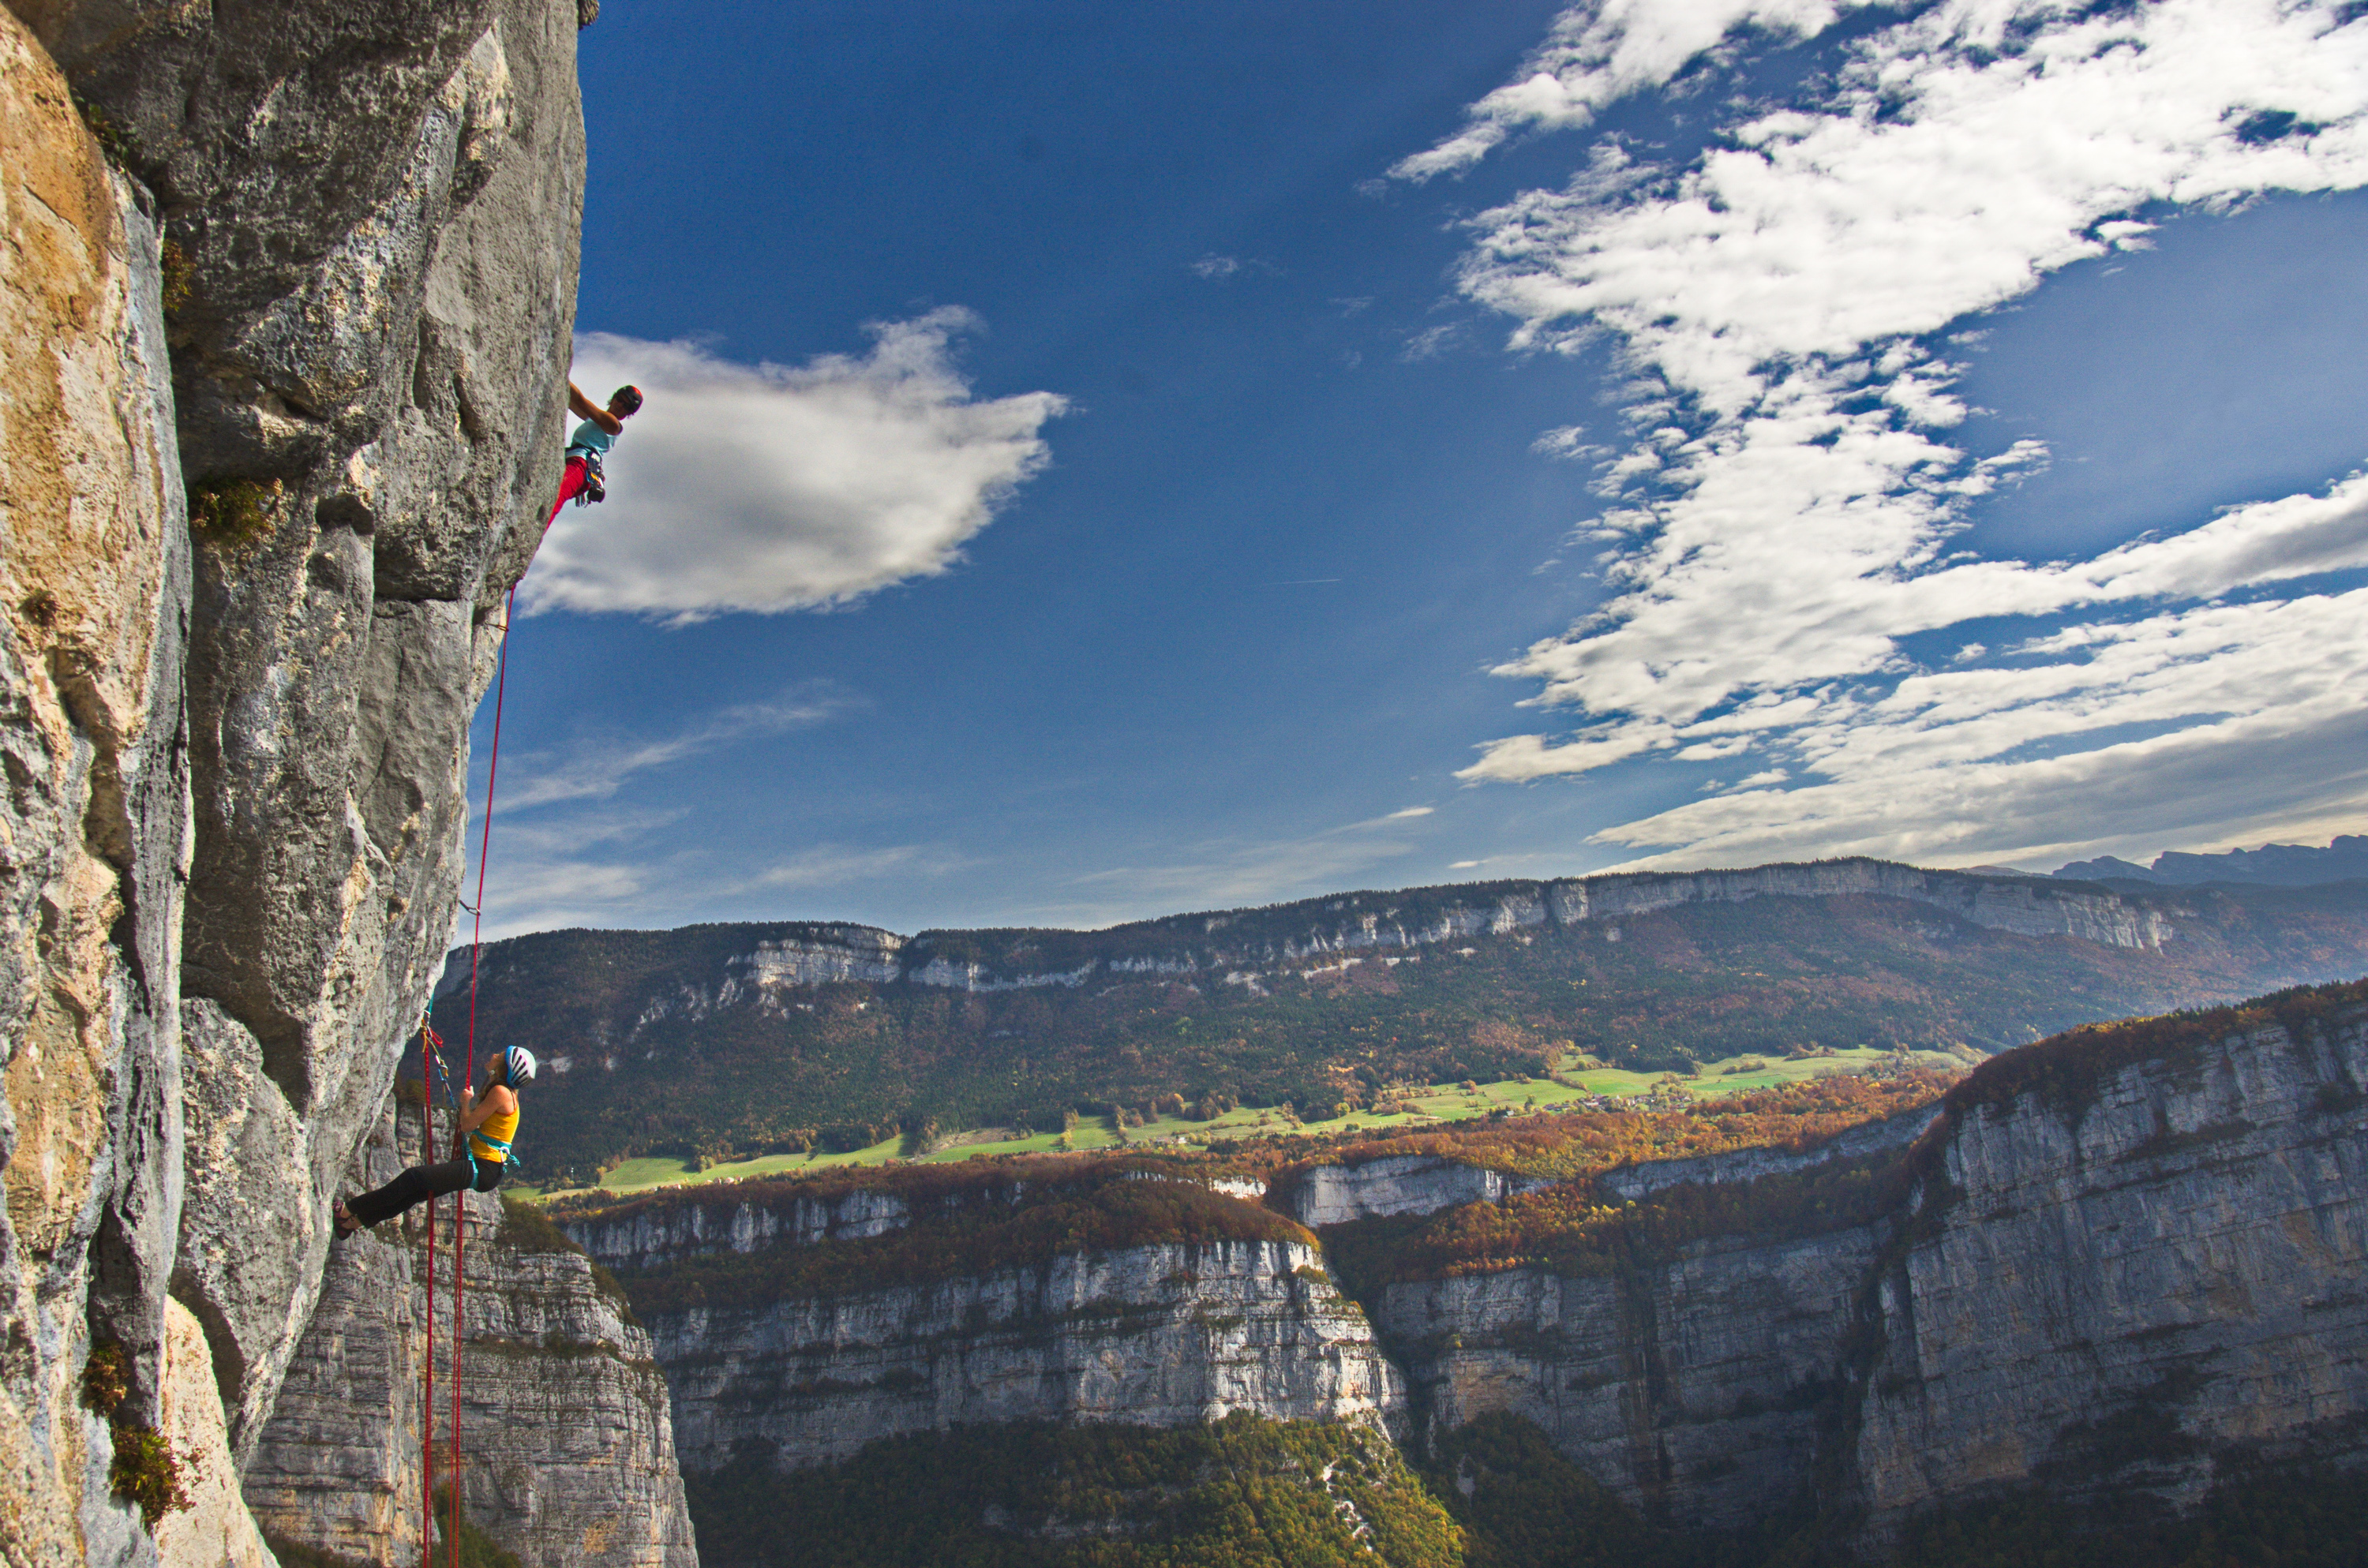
xmin=524 ymin=310 xmax=1067 ymax=622
xmin=1441 ymin=0 xmax=2368 ymax=868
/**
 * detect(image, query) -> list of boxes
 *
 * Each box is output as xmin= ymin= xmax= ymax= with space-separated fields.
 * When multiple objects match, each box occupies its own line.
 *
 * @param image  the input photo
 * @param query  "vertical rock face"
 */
xmin=238 ymin=1214 xmax=424 ymax=1566
xmin=568 ymin=1187 xmax=916 ymax=1271
xmin=0 ymin=8 xmax=189 ymax=1558
xmin=246 ymin=1179 xmax=699 ymax=1568
xmin=1377 ymin=1229 xmax=1880 ymax=1532
xmin=1357 ymin=992 xmax=2368 ymax=1542
xmin=1282 ymin=1156 xmax=1540 ymax=1228
xmin=4 ymin=0 xmax=585 ymax=1467
xmin=643 ymin=1240 xmax=1407 ymax=1475
xmin=0 ymin=4 xmax=676 ymax=1564
xmin=1849 ymin=1003 xmax=2368 ymax=1540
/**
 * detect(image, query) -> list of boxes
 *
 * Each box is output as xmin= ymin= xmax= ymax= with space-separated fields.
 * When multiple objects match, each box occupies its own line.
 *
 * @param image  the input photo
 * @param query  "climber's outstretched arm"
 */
xmin=567 ymin=379 xmax=624 ymax=435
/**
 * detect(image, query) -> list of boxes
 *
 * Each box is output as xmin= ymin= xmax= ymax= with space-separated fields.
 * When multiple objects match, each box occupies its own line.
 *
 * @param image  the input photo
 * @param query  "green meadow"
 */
xmin=526 ymin=1046 xmax=1963 ymax=1199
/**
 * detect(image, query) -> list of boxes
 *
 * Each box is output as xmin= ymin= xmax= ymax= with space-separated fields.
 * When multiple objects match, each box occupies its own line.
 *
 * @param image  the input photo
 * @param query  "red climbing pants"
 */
xmin=545 ymin=455 xmax=588 ymax=528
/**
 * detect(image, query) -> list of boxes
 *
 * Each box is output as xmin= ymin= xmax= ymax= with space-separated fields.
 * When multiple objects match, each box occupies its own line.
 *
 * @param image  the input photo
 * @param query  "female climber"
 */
xmin=544 ymin=380 xmax=643 ymax=526
xmin=335 ymin=1046 xmax=537 ymax=1234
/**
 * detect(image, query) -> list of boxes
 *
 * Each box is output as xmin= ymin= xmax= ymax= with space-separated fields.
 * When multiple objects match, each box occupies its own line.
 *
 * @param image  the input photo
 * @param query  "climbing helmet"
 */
xmin=504 ymin=1046 xmax=538 ymax=1083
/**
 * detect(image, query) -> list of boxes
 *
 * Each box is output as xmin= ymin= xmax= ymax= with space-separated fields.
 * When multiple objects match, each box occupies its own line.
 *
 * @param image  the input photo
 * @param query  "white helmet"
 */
xmin=504 ymin=1046 xmax=538 ymax=1083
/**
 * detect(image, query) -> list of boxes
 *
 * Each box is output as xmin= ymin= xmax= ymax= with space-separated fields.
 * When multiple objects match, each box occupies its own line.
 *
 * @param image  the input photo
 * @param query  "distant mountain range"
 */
xmin=436 ymin=857 xmax=2368 ymax=1184
xmin=2054 ymin=834 xmax=2368 ymax=887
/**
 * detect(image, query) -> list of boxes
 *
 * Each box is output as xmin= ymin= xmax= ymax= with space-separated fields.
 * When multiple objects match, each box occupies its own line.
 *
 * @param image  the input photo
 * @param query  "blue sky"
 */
xmin=470 ymin=0 xmax=2368 ymax=939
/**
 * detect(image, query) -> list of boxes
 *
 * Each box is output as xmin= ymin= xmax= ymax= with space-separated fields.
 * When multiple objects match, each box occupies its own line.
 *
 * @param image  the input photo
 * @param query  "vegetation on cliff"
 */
xmin=684 ymin=1413 xmax=1462 ymax=1568
xmin=442 ymin=879 xmax=2368 ymax=1181
xmin=1941 ymin=974 xmax=2368 ymax=1120
xmin=1325 ymin=1151 xmax=1905 ymax=1295
xmin=682 ymin=1409 xmax=2368 ymax=1568
xmin=1264 ymin=1068 xmax=1952 ymax=1187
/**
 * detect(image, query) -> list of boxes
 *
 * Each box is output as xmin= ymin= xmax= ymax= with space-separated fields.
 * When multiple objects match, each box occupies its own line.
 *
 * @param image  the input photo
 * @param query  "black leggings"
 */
xmin=347 ymin=1157 xmax=504 ymax=1228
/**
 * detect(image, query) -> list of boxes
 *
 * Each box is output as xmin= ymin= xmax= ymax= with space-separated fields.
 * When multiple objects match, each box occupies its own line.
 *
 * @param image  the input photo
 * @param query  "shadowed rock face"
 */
xmin=244 ymin=1170 xmax=699 ymax=1568
xmin=1849 ymin=1004 xmax=2368 ymax=1540
xmin=1364 ymin=996 xmax=2368 ymax=1545
xmin=602 ymin=994 xmax=2368 ymax=1554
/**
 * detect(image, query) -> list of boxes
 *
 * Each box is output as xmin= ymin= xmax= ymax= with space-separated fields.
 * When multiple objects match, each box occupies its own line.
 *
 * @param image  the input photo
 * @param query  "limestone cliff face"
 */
xmin=1280 ymin=1156 xmax=1546 ymax=1228
xmin=0 ymin=2 xmax=677 ymax=1563
xmin=1847 ymin=1001 xmax=2368 ymax=1540
xmin=1377 ymin=1227 xmax=1879 ymax=1532
xmin=0 ymin=10 xmax=191 ymax=1560
xmin=1362 ymin=993 xmax=2368 ymax=1541
xmin=534 ymin=857 xmax=2183 ymax=1011
xmin=243 ymin=1202 xmax=699 ymax=1568
xmin=642 ymin=1240 xmax=1405 ymax=1475
xmin=568 ymin=1186 xmax=915 ymax=1273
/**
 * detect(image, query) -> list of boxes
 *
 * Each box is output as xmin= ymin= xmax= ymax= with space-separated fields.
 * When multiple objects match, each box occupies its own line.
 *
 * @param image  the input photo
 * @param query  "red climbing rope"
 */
xmin=419 ymin=586 xmax=515 ymax=1568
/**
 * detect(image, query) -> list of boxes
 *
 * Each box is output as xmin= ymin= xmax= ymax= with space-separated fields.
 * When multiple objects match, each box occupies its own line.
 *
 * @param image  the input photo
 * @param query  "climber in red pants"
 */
xmin=545 ymin=380 xmax=643 ymax=527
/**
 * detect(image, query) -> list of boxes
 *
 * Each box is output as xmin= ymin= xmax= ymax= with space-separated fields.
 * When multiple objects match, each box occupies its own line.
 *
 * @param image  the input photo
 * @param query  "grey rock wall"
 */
xmin=0 ymin=9 xmax=190 ymax=1558
xmin=0 ymin=3 xmax=673 ymax=1563
xmin=1377 ymin=1227 xmax=1879 ymax=1532
xmin=1848 ymin=1003 xmax=2368 ymax=1541
xmin=568 ymin=1186 xmax=915 ymax=1272
xmin=6 ymin=0 xmax=586 ymax=1463
xmin=1281 ymin=1155 xmax=1546 ymax=1228
xmin=1363 ymin=996 xmax=2368 ymax=1541
xmin=245 ymin=1192 xmax=698 ymax=1568
xmin=645 ymin=1239 xmax=1405 ymax=1475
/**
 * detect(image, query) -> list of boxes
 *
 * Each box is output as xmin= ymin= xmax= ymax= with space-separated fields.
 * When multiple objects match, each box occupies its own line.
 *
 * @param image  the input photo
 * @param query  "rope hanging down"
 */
xmin=423 ymin=584 xmax=516 ymax=1568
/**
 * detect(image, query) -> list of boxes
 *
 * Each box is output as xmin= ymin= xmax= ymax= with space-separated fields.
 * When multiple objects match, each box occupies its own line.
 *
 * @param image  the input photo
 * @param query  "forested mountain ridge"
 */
xmin=434 ymin=859 xmax=2368 ymax=1181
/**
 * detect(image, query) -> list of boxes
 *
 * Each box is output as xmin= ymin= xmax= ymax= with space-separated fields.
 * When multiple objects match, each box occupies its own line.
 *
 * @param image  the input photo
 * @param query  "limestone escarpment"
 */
xmin=1847 ymin=994 xmax=2368 ymax=1540
xmin=1376 ymin=1226 xmax=1880 ymax=1532
xmin=663 ymin=858 xmax=2186 ymax=998
xmin=1280 ymin=1155 xmax=1546 ymax=1228
xmin=568 ymin=1185 xmax=915 ymax=1273
xmin=1350 ymin=985 xmax=2368 ymax=1545
xmin=640 ymin=1238 xmax=1405 ymax=1475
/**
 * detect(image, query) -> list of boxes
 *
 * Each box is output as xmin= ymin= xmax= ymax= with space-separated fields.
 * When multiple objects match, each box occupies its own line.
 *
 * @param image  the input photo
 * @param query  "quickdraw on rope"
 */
xmin=423 ymin=586 xmax=516 ymax=1568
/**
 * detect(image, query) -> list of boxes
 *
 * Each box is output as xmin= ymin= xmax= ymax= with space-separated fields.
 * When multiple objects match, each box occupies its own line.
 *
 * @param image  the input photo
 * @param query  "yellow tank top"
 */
xmin=470 ymin=1094 xmax=519 ymax=1162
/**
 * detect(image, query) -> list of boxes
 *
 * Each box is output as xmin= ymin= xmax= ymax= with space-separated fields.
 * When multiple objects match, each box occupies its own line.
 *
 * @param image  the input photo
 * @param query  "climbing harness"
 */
xmin=572 ymin=449 xmax=606 ymax=506
xmin=420 ymin=583 xmax=517 ymax=1568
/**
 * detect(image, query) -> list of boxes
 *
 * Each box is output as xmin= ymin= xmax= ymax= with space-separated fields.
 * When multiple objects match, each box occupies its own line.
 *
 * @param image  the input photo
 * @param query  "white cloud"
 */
xmin=1192 ymin=254 xmax=1243 ymax=278
xmin=523 ymin=310 xmax=1067 ymax=623
xmin=1441 ymin=0 xmax=2368 ymax=869
xmin=1384 ymin=806 xmax=1437 ymax=820
xmin=1392 ymin=0 xmax=1888 ymax=180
